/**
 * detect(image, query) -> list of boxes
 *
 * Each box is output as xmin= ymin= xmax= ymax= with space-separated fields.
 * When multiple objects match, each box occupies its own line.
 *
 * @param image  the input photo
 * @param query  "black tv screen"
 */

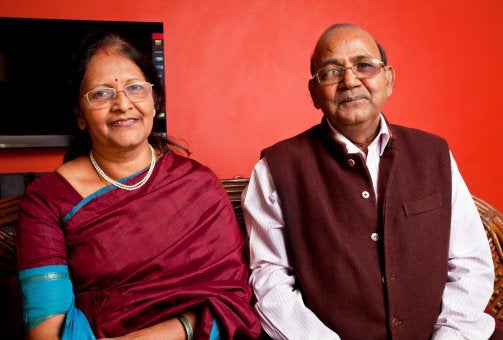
xmin=0 ymin=17 xmax=165 ymax=148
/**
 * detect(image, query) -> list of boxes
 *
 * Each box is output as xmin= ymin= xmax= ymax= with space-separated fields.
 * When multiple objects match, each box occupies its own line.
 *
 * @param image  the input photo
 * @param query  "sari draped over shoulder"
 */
xmin=17 ymin=152 xmax=260 ymax=339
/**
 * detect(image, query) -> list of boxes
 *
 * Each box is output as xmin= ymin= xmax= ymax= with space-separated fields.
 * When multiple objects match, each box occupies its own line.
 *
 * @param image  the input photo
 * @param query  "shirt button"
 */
xmin=347 ymin=159 xmax=356 ymax=167
xmin=361 ymin=191 xmax=370 ymax=199
xmin=371 ymin=233 xmax=379 ymax=241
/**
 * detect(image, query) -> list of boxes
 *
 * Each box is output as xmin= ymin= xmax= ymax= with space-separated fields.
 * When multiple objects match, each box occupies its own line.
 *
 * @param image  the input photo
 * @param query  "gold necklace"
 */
xmin=89 ymin=144 xmax=156 ymax=191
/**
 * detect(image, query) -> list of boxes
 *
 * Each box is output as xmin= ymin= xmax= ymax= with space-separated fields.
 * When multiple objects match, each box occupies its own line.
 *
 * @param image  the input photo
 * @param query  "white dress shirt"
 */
xmin=242 ymin=116 xmax=495 ymax=339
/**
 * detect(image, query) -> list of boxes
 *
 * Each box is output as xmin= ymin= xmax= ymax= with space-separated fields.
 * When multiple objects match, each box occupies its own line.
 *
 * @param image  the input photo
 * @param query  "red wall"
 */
xmin=0 ymin=0 xmax=502 ymax=210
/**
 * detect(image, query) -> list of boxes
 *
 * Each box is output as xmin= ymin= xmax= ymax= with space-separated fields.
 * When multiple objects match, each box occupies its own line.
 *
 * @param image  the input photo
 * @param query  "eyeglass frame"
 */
xmin=82 ymin=81 xmax=154 ymax=108
xmin=311 ymin=58 xmax=386 ymax=85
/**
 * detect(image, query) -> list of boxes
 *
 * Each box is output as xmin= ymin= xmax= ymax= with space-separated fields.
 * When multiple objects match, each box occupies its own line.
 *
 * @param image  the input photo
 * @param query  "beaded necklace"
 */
xmin=89 ymin=144 xmax=156 ymax=191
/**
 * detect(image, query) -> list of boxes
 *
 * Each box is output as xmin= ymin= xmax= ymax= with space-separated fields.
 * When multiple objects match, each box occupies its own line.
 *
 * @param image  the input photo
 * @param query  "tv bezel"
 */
xmin=0 ymin=135 xmax=75 ymax=149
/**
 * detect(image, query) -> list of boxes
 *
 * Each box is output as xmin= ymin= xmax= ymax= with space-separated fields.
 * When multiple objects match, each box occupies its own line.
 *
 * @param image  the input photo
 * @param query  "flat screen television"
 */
xmin=0 ymin=17 xmax=165 ymax=148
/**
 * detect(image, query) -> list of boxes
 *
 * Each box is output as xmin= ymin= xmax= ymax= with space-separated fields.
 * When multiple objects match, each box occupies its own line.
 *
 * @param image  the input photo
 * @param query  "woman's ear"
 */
xmin=308 ymin=79 xmax=321 ymax=109
xmin=74 ymin=109 xmax=86 ymax=130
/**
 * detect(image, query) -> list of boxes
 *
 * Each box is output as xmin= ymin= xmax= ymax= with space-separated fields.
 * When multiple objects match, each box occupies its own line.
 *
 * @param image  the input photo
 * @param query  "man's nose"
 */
xmin=339 ymin=66 xmax=360 ymax=88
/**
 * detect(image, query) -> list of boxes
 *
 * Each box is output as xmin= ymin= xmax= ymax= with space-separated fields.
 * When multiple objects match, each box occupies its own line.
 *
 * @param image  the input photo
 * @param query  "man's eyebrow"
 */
xmin=318 ymin=58 xmax=342 ymax=69
xmin=318 ymin=55 xmax=376 ymax=69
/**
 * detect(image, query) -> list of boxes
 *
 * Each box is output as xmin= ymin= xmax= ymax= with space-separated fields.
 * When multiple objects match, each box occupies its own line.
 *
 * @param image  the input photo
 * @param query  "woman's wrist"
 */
xmin=177 ymin=315 xmax=193 ymax=340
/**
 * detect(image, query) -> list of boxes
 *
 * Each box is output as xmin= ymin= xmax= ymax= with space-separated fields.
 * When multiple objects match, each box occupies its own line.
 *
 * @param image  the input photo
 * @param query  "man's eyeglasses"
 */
xmin=83 ymin=82 xmax=154 ymax=109
xmin=312 ymin=58 xmax=385 ymax=85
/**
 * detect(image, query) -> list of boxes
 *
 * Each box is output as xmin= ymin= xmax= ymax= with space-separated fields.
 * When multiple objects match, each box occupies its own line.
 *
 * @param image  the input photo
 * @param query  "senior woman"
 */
xmin=16 ymin=30 xmax=260 ymax=340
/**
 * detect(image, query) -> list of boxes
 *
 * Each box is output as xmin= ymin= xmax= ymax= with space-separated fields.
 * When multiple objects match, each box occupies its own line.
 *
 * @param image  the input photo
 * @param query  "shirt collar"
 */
xmin=326 ymin=114 xmax=390 ymax=157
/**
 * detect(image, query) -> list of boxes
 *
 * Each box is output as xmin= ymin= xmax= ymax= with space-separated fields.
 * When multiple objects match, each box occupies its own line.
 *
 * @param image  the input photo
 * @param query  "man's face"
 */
xmin=309 ymin=27 xmax=394 ymax=135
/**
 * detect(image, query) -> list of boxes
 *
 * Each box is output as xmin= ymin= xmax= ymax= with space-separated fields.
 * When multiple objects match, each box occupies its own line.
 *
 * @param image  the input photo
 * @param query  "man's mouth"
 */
xmin=341 ymin=96 xmax=363 ymax=103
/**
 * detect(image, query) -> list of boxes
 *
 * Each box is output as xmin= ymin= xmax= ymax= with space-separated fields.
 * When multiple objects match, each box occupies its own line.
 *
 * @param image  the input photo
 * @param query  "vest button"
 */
xmin=347 ymin=158 xmax=356 ymax=167
xmin=361 ymin=191 xmax=370 ymax=199
xmin=392 ymin=317 xmax=402 ymax=328
xmin=371 ymin=232 xmax=379 ymax=241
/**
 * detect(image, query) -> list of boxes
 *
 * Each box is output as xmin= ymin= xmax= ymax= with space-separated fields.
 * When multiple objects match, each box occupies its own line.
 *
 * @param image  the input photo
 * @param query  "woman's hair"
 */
xmin=64 ymin=29 xmax=189 ymax=162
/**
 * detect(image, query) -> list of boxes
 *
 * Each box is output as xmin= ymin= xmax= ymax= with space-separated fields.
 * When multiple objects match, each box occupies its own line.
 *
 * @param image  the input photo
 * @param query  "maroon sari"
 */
xmin=17 ymin=152 xmax=260 ymax=339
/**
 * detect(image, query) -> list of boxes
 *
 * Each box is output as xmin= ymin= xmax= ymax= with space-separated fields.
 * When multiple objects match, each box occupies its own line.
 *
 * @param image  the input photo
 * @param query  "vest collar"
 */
xmin=320 ymin=114 xmax=393 ymax=157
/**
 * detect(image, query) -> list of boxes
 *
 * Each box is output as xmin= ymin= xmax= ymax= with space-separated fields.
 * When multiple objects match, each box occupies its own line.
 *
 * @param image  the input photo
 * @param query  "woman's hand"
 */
xmin=98 ymin=311 xmax=197 ymax=340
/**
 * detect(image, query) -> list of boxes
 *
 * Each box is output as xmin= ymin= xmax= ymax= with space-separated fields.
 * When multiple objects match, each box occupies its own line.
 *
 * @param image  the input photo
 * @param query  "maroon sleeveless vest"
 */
xmin=262 ymin=118 xmax=452 ymax=339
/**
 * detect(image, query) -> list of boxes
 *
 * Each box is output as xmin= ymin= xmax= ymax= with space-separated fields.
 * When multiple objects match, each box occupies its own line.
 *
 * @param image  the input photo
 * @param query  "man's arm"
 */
xmin=242 ymin=158 xmax=340 ymax=340
xmin=432 ymin=153 xmax=495 ymax=339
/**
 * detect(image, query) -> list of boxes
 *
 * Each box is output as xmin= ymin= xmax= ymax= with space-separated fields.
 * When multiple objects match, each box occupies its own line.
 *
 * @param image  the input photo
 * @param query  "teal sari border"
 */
xmin=18 ymin=264 xmax=96 ymax=339
xmin=63 ymin=187 xmax=112 ymax=224
xmin=19 ymin=265 xmax=73 ymax=331
xmin=62 ymin=166 xmax=151 ymax=224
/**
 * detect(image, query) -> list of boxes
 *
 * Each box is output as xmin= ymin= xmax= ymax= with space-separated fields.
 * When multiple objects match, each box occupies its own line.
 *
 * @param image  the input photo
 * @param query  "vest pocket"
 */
xmin=403 ymin=193 xmax=442 ymax=216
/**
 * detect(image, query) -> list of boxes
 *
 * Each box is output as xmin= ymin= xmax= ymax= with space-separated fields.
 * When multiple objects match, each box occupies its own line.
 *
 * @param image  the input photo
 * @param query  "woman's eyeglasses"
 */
xmin=83 ymin=82 xmax=154 ymax=108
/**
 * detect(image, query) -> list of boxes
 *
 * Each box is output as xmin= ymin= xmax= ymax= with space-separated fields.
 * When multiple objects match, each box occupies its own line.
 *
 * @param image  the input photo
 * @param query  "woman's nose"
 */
xmin=112 ymin=91 xmax=133 ymax=111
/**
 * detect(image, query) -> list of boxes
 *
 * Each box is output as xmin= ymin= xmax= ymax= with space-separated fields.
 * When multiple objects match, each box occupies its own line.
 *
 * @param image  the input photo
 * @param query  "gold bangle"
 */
xmin=177 ymin=315 xmax=193 ymax=340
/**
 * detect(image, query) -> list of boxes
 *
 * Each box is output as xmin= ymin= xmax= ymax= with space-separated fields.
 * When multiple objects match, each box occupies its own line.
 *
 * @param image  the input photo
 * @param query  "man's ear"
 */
xmin=74 ymin=108 xmax=86 ymax=130
xmin=308 ymin=79 xmax=321 ymax=109
xmin=384 ymin=65 xmax=396 ymax=98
